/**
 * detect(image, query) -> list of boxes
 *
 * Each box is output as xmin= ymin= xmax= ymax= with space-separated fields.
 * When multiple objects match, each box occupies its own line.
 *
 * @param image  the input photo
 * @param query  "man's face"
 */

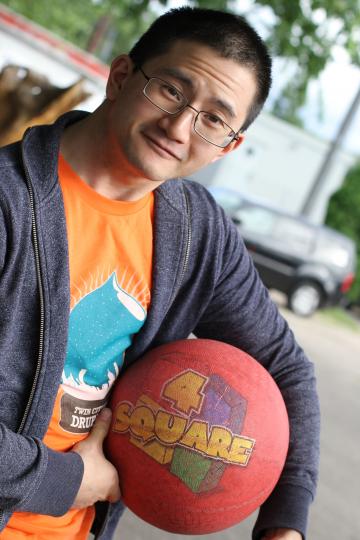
xmin=105 ymin=40 xmax=257 ymax=184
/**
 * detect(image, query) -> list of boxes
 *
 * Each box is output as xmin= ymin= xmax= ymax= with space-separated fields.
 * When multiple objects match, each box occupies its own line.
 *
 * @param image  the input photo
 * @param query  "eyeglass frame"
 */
xmin=137 ymin=66 xmax=242 ymax=148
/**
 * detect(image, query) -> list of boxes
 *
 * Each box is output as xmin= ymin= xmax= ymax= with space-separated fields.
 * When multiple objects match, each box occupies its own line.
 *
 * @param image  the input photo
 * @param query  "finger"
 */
xmin=89 ymin=407 xmax=113 ymax=447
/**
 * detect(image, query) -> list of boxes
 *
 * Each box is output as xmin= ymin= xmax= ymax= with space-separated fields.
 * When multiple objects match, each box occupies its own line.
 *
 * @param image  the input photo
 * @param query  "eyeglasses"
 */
xmin=138 ymin=67 xmax=241 ymax=148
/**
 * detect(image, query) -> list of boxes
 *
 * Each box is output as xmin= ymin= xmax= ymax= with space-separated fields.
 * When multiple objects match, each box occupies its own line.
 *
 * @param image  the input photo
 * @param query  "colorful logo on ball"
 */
xmin=112 ymin=369 xmax=255 ymax=493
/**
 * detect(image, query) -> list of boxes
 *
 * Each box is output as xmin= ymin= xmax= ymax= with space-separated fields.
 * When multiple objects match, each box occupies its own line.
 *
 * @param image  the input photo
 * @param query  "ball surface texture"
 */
xmin=106 ymin=339 xmax=289 ymax=534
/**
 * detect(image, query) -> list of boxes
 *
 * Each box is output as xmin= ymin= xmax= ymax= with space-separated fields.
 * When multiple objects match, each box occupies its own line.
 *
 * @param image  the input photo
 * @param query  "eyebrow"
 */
xmin=156 ymin=67 xmax=236 ymax=120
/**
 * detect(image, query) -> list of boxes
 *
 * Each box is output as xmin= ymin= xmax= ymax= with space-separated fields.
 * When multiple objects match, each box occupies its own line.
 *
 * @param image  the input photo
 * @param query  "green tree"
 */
xmin=325 ymin=163 xmax=360 ymax=303
xmin=1 ymin=0 xmax=156 ymax=57
xmin=1 ymin=0 xmax=236 ymax=61
xmin=2 ymin=0 xmax=359 ymax=122
xmin=241 ymin=0 xmax=360 ymax=124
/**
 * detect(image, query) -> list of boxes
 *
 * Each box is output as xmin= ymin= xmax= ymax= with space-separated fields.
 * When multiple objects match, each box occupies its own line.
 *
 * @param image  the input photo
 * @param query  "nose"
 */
xmin=157 ymin=106 xmax=195 ymax=144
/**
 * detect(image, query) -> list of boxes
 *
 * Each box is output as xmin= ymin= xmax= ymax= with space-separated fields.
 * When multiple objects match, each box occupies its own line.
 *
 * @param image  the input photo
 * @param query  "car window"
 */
xmin=212 ymin=191 xmax=242 ymax=213
xmin=234 ymin=206 xmax=276 ymax=235
xmin=273 ymin=218 xmax=314 ymax=254
xmin=236 ymin=206 xmax=314 ymax=255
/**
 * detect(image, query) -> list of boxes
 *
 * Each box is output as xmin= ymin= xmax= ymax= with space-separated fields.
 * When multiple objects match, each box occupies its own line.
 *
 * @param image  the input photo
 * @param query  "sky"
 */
xmin=299 ymin=54 xmax=360 ymax=156
xmin=266 ymin=47 xmax=360 ymax=156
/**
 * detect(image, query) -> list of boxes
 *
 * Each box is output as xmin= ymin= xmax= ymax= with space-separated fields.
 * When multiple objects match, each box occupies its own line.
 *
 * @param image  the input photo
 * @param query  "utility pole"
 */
xmin=301 ymin=83 xmax=360 ymax=218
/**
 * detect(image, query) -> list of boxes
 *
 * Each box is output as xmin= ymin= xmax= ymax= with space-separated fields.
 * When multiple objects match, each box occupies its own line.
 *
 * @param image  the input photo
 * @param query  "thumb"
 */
xmin=89 ymin=407 xmax=113 ymax=447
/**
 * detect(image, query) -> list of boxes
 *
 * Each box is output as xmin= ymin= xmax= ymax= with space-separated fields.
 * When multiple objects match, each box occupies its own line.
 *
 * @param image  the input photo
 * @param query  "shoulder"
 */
xmin=0 ymin=144 xmax=21 ymax=266
xmin=0 ymin=141 xmax=26 ymax=196
xmin=183 ymin=179 xmax=243 ymax=242
xmin=0 ymin=141 xmax=30 ymax=211
xmin=0 ymin=141 xmax=31 ymax=256
xmin=0 ymin=141 xmax=22 ymax=171
xmin=0 ymin=142 xmax=21 ymax=210
xmin=158 ymin=177 xmax=229 ymax=223
xmin=157 ymin=178 xmax=246 ymax=262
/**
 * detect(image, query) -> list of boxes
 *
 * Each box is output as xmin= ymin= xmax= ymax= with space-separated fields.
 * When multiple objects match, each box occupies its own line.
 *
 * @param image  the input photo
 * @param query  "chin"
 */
xmin=125 ymin=138 xmax=186 ymax=183
xmin=131 ymin=157 xmax=175 ymax=183
xmin=141 ymin=168 xmax=170 ymax=183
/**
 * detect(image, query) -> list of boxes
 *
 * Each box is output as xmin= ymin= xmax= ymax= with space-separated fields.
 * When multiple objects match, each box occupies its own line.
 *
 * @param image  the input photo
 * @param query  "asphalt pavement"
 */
xmin=113 ymin=297 xmax=360 ymax=540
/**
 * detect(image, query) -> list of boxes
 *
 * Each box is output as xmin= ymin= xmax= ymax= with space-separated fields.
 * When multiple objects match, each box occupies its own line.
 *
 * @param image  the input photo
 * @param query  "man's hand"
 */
xmin=72 ymin=407 xmax=121 ymax=508
xmin=261 ymin=529 xmax=302 ymax=540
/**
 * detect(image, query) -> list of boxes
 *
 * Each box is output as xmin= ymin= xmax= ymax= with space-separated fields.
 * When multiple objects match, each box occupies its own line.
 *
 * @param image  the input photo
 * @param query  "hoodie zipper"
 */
xmin=16 ymin=144 xmax=46 ymax=435
xmin=0 ymin=137 xmax=46 ymax=529
xmin=179 ymin=186 xmax=192 ymax=291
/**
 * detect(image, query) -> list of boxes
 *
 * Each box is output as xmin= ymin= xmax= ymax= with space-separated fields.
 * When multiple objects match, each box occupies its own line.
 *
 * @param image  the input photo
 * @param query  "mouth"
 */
xmin=142 ymin=133 xmax=181 ymax=161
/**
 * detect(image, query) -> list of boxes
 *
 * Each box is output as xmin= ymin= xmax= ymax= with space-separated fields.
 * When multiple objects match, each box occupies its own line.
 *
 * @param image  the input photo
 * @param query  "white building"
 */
xmin=191 ymin=111 xmax=356 ymax=225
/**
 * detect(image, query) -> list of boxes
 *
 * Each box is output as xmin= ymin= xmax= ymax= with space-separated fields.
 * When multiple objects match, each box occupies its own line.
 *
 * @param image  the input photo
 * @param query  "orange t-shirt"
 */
xmin=3 ymin=155 xmax=154 ymax=539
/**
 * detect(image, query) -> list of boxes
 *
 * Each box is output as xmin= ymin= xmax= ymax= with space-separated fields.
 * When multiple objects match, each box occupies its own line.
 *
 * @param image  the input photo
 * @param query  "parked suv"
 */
xmin=210 ymin=187 xmax=356 ymax=316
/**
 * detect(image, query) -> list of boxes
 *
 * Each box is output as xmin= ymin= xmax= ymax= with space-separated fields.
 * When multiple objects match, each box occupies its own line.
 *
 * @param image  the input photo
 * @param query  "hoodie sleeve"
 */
xmin=194 ymin=209 xmax=320 ymax=540
xmin=0 ymin=423 xmax=84 ymax=516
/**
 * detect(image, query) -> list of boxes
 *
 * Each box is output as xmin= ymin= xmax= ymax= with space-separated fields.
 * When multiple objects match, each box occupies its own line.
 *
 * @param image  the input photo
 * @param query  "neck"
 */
xmin=60 ymin=105 xmax=162 ymax=201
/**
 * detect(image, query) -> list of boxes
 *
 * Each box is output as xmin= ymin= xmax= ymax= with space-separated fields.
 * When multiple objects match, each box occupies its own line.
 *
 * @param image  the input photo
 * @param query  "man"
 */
xmin=0 ymin=7 xmax=319 ymax=540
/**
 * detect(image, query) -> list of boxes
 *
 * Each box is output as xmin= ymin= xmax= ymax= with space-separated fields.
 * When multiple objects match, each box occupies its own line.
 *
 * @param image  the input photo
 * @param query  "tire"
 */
xmin=288 ymin=281 xmax=323 ymax=317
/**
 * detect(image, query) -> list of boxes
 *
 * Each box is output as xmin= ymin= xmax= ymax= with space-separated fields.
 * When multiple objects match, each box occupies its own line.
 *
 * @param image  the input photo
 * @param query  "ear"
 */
xmin=210 ymin=134 xmax=245 ymax=163
xmin=106 ymin=55 xmax=134 ymax=101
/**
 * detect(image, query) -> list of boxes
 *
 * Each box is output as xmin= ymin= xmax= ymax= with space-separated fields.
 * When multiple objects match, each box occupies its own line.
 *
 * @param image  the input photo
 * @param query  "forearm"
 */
xmin=0 ymin=423 xmax=83 ymax=516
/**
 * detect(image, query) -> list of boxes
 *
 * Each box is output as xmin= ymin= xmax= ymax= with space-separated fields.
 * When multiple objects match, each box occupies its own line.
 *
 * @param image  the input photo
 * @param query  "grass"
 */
xmin=319 ymin=307 xmax=360 ymax=332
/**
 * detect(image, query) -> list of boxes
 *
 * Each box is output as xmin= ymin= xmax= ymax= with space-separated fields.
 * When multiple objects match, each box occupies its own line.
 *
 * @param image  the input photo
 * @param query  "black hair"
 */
xmin=129 ymin=7 xmax=272 ymax=131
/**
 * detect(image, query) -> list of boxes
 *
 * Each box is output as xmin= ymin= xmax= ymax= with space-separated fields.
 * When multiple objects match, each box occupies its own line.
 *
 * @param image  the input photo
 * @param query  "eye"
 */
xmin=161 ymin=83 xmax=183 ymax=102
xmin=207 ymin=114 xmax=222 ymax=125
xmin=202 ymin=112 xmax=226 ymax=129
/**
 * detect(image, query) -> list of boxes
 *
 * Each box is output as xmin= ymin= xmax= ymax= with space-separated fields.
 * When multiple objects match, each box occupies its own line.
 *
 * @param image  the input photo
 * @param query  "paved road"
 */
xmin=114 ymin=300 xmax=360 ymax=540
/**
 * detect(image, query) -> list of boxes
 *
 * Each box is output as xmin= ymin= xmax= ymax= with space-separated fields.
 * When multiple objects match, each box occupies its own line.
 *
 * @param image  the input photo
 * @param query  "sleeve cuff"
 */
xmin=18 ymin=448 xmax=84 ymax=516
xmin=252 ymin=483 xmax=313 ymax=540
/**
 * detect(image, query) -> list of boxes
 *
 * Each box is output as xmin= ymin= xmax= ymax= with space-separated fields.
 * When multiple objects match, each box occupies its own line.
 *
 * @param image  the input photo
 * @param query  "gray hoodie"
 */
xmin=0 ymin=111 xmax=320 ymax=539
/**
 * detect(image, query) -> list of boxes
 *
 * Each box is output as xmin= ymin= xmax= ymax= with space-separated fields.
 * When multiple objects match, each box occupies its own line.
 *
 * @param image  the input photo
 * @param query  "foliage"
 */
xmin=238 ymin=0 xmax=360 ymax=124
xmin=1 ymin=0 xmax=237 ymax=60
xmin=325 ymin=163 xmax=360 ymax=303
xmin=2 ymin=0 xmax=359 ymax=121
xmin=1 ymin=0 xmax=155 ymax=57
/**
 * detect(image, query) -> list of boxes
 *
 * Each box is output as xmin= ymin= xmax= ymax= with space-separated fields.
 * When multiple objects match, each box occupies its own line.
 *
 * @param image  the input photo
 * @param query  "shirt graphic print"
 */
xmin=60 ymin=270 xmax=147 ymax=436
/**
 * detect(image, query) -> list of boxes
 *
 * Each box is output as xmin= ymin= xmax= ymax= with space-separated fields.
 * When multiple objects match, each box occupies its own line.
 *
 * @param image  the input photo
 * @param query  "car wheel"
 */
xmin=288 ymin=281 xmax=323 ymax=317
